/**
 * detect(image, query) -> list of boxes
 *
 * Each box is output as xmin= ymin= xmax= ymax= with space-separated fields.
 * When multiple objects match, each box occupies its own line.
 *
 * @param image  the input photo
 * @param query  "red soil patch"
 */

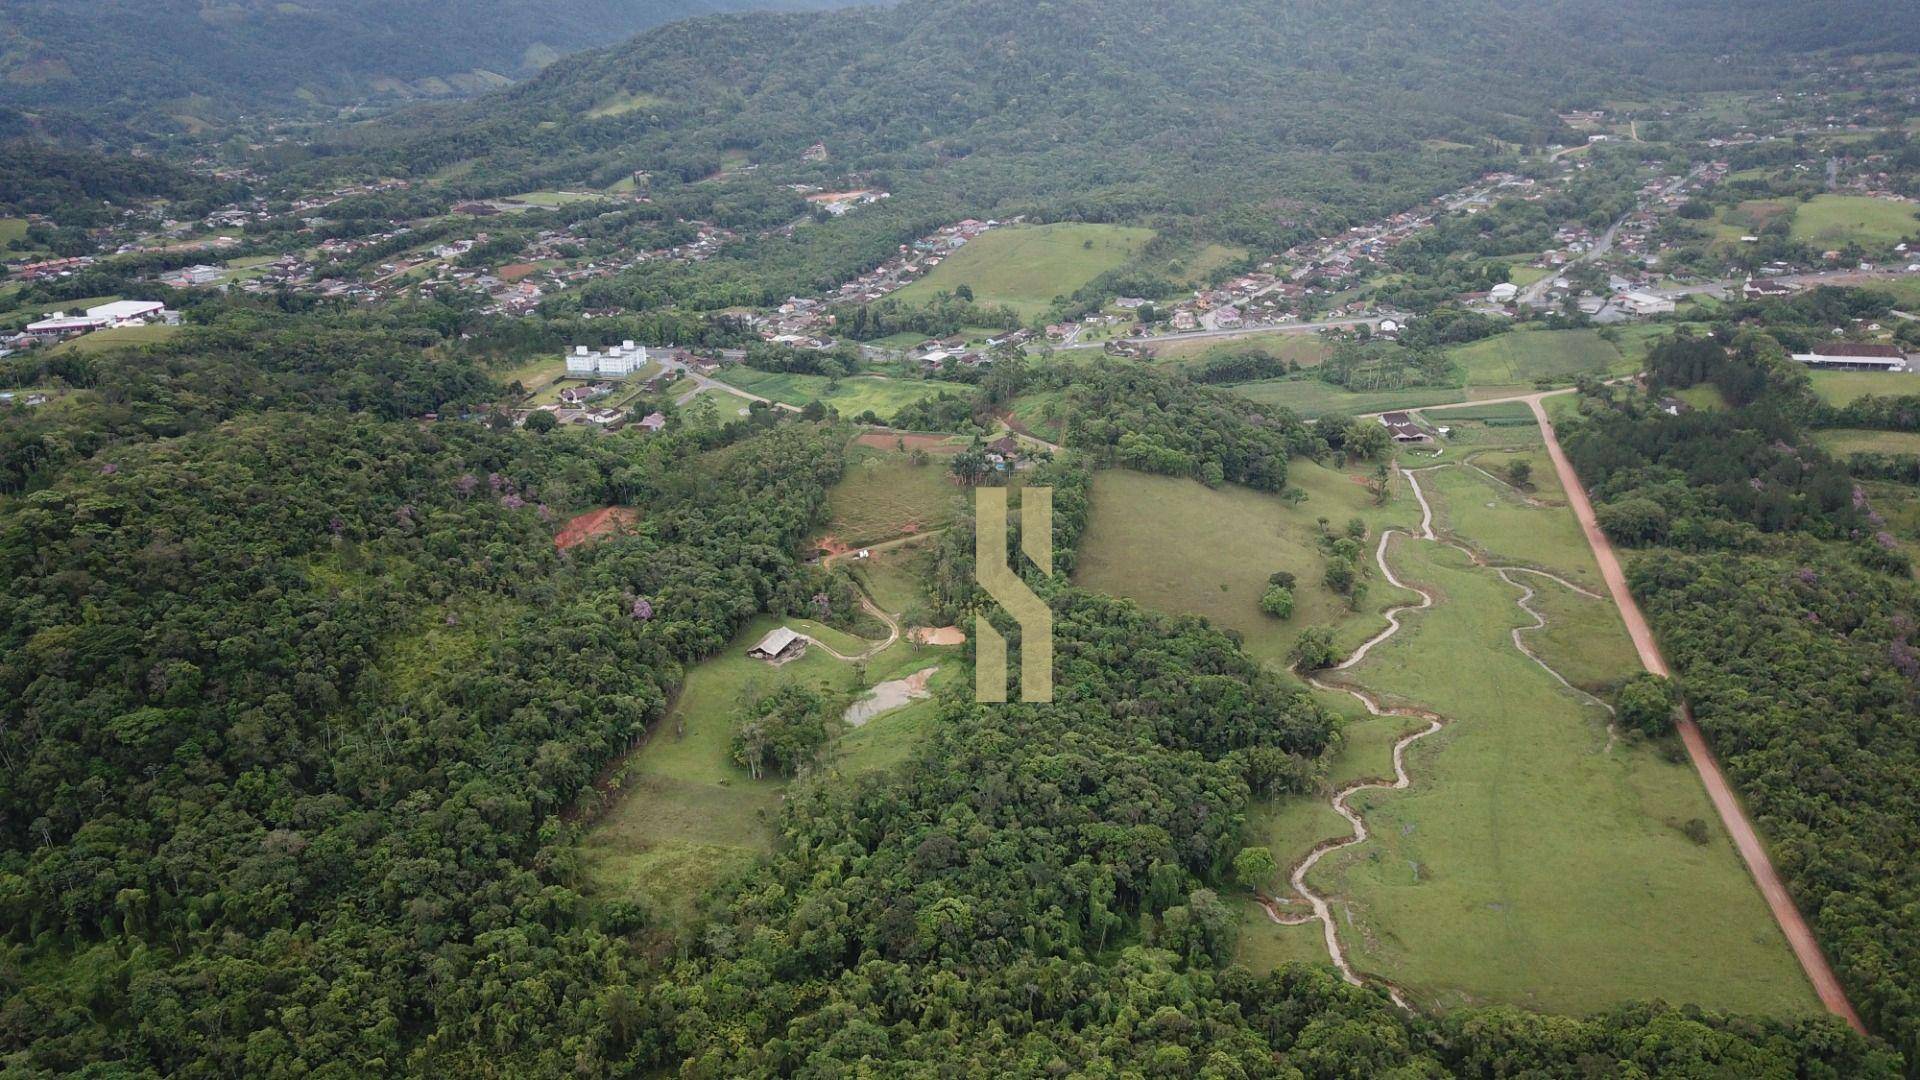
xmin=816 ymin=534 xmax=853 ymax=558
xmin=857 ymin=431 xmax=961 ymax=453
xmin=498 ymin=263 xmax=539 ymax=282
xmin=556 ymin=506 xmax=639 ymax=551
xmin=912 ymin=626 xmax=966 ymax=646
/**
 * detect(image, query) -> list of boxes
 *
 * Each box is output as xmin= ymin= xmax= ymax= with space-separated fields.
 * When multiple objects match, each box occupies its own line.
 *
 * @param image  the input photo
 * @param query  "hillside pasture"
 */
xmin=1444 ymin=328 xmax=1642 ymax=388
xmin=822 ymin=443 xmax=966 ymax=548
xmin=891 ymin=223 xmax=1155 ymax=318
xmin=1808 ymin=370 xmax=1920 ymax=406
xmin=1789 ymin=195 xmax=1920 ymax=248
xmin=715 ymin=369 xmax=966 ymax=420
xmin=47 ymin=324 xmax=180 ymax=356
xmin=1302 ymin=537 xmax=1819 ymax=1016
xmin=1073 ymin=462 xmax=1422 ymax=669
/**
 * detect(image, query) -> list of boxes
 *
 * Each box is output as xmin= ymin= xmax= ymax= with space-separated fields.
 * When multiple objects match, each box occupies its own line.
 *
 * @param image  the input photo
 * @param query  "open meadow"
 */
xmin=1815 ymin=428 xmax=1920 ymax=457
xmin=1788 ymin=195 xmax=1920 ymax=248
xmin=579 ymin=610 xmax=958 ymax=926
xmin=46 ymin=324 xmax=180 ymax=356
xmin=1234 ymin=452 xmax=1819 ymax=1017
xmin=822 ymin=441 xmax=966 ymax=548
xmin=1073 ymin=461 xmax=1422 ymax=669
xmin=1444 ymin=326 xmax=1657 ymax=389
xmin=715 ymin=369 xmax=965 ymax=420
xmin=891 ymin=223 xmax=1155 ymax=318
xmin=1808 ymin=370 xmax=1920 ymax=406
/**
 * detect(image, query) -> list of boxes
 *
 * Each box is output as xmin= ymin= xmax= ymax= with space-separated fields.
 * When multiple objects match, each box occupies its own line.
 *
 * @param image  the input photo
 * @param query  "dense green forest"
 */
xmin=0 ymin=0 xmax=850 ymax=133
xmin=1563 ymin=328 xmax=1920 ymax=1064
xmin=315 ymin=0 xmax=1918 ymax=249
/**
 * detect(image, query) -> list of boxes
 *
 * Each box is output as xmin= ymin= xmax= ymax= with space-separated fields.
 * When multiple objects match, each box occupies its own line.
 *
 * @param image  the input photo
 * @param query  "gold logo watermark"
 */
xmin=974 ymin=486 xmax=1052 ymax=703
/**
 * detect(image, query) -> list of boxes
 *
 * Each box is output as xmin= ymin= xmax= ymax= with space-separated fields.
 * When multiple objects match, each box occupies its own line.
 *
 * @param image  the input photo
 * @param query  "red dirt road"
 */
xmin=1530 ymin=397 xmax=1866 ymax=1033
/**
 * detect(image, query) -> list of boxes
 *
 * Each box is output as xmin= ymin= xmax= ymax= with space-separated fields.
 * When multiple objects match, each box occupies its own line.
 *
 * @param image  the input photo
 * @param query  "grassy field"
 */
xmin=1295 ymin=537 xmax=1818 ymax=1015
xmin=715 ymin=370 xmax=964 ymax=420
xmin=1074 ymin=462 xmax=1423 ymax=669
xmin=1789 ymin=195 xmax=1920 ymax=248
xmin=1419 ymin=459 xmax=1603 ymax=592
xmin=1152 ymin=331 xmax=1332 ymax=367
xmin=891 ymin=223 xmax=1155 ymax=319
xmin=0 ymin=218 xmax=29 ymax=250
xmin=507 ymin=190 xmax=608 ymax=208
xmin=586 ymin=91 xmax=667 ymax=118
xmin=1815 ymin=428 xmax=1920 ymax=457
xmin=580 ymin=612 xmax=954 ymax=925
xmin=47 ymin=324 xmax=180 ymax=356
xmin=1229 ymin=379 xmax=1470 ymax=419
xmin=1445 ymin=328 xmax=1646 ymax=388
xmin=822 ymin=444 xmax=966 ymax=546
xmin=1807 ymin=370 xmax=1920 ymax=405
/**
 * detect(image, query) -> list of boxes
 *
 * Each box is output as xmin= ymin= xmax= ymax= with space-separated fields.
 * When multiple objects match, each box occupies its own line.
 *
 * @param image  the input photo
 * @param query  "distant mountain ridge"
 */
xmin=336 ymin=0 xmax=1920 ymax=245
xmin=0 ymin=0 xmax=863 ymax=133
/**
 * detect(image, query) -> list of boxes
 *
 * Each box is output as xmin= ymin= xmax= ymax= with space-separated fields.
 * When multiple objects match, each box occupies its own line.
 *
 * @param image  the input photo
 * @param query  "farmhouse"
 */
xmin=1789 ymin=342 xmax=1908 ymax=372
xmin=1379 ymin=411 xmax=1431 ymax=442
xmin=747 ymin=626 xmax=806 ymax=663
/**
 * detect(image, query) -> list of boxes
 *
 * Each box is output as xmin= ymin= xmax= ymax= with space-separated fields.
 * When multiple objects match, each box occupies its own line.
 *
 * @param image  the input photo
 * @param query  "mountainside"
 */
xmin=0 ymin=0 xmax=856 ymax=133
xmin=347 ymin=0 xmax=1920 ymax=241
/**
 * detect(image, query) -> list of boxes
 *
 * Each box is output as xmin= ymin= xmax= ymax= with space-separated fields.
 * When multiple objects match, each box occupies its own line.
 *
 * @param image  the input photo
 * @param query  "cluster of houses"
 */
xmin=809 ymin=218 xmax=1003 ymax=312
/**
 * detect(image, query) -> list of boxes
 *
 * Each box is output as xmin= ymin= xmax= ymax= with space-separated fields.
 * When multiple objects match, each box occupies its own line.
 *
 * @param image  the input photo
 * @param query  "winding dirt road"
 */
xmin=795 ymin=594 xmax=901 ymax=662
xmin=1528 ymin=396 xmax=1867 ymax=1034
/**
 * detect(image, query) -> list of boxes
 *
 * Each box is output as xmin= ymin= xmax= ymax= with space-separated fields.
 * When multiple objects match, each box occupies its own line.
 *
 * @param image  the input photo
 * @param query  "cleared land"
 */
xmin=1229 ymin=380 xmax=1470 ymax=419
xmin=1445 ymin=328 xmax=1651 ymax=388
xmin=822 ymin=443 xmax=965 ymax=547
xmin=1151 ymin=331 xmax=1332 ymax=367
xmin=715 ymin=370 xmax=965 ymax=420
xmin=1788 ymin=195 xmax=1920 ymax=248
xmin=580 ymin=613 xmax=954 ymax=925
xmin=891 ymin=223 xmax=1155 ymax=319
xmin=1808 ymin=370 xmax=1920 ymax=405
xmin=47 ymin=324 xmax=180 ymax=355
xmin=1814 ymin=428 xmax=1920 ymax=457
xmin=1074 ymin=462 xmax=1422 ymax=668
xmin=1236 ymin=461 xmax=1818 ymax=1017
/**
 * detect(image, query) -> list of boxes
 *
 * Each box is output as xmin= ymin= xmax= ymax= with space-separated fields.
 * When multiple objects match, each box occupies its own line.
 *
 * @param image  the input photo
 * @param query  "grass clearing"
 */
xmin=1152 ymin=331 xmax=1332 ymax=367
xmin=1229 ymin=379 xmax=1470 ymax=419
xmin=1300 ymin=536 xmax=1817 ymax=1016
xmin=1074 ymin=463 xmax=1422 ymax=669
xmin=1814 ymin=428 xmax=1920 ymax=457
xmin=581 ymin=613 xmax=944 ymax=925
xmin=507 ymin=190 xmax=608 ymax=208
xmin=47 ymin=324 xmax=180 ymax=356
xmin=1807 ymin=370 xmax=1920 ymax=405
xmin=1789 ymin=195 xmax=1920 ymax=248
xmin=1421 ymin=460 xmax=1602 ymax=592
xmin=716 ymin=370 xmax=965 ymax=420
xmin=822 ymin=444 xmax=966 ymax=546
xmin=1446 ymin=329 xmax=1642 ymax=388
xmin=892 ymin=223 xmax=1155 ymax=319
xmin=587 ymin=90 xmax=668 ymax=118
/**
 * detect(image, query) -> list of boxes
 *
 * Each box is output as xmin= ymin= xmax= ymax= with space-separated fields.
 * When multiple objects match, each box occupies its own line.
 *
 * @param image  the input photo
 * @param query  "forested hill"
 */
xmin=341 ymin=0 xmax=1920 ymax=242
xmin=0 ymin=0 xmax=857 ymax=134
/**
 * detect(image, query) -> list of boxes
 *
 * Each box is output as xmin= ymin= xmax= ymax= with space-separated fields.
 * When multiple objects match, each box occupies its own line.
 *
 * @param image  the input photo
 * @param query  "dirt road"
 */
xmin=1528 ymin=395 xmax=1867 ymax=1034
